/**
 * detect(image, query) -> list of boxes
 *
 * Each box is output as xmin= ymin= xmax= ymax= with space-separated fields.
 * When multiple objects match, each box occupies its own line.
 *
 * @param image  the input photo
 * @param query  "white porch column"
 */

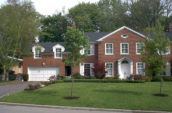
xmin=166 ymin=62 xmax=171 ymax=76
xmin=80 ymin=63 xmax=84 ymax=76
xmin=130 ymin=61 xmax=133 ymax=74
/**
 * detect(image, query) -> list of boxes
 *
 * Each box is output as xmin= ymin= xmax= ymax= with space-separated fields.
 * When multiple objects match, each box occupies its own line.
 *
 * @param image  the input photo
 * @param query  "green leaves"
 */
xmin=143 ymin=21 xmax=170 ymax=76
xmin=64 ymin=27 xmax=88 ymax=67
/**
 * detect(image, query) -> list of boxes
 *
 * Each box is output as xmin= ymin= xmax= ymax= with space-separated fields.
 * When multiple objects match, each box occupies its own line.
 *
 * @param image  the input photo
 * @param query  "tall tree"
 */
xmin=64 ymin=27 xmax=88 ymax=98
xmin=127 ymin=0 xmax=172 ymax=31
xmin=143 ymin=21 xmax=170 ymax=77
xmin=98 ymin=0 xmax=128 ymax=31
xmin=68 ymin=3 xmax=101 ymax=32
xmin=40 ymin=13 xmax=68 ymax=42
xmin=0 ymin=0 xmax=39 ymax=80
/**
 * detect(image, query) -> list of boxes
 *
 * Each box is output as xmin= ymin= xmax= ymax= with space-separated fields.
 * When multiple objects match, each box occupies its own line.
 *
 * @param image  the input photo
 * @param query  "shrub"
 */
xmin=63 ymin=79 xmax=145 ymax=83
xmin=72 ymin=73 xmax=84 ymax=79
xmin=25 ymin=83 xmax=41 ymax=90
xmin=57 ymin=75 xmax=66 ymax=80
xmin=94 ymin=62 xmax=106 ymax=79
xmin=84 ymin=76 xmax=96 ymax=79
xmin=22 ymin=74 xmax=28 ymax=81
xmin=162 ymin=76 xmax=172 ymax=81
xmin=49 ymin=75 xmax=57 ymax=84
xmin=8 ymin=70 xmax=16 ymax=81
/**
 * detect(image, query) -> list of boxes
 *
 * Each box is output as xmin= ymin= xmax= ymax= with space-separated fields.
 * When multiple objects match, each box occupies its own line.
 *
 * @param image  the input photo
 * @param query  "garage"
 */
xmin=28 ymin=67 xmax=59 ymax=81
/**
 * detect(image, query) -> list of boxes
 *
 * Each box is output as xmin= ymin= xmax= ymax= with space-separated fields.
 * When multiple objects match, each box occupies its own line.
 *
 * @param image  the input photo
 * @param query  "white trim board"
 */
xmin=97 ymin=26 xmax=146 ymax=41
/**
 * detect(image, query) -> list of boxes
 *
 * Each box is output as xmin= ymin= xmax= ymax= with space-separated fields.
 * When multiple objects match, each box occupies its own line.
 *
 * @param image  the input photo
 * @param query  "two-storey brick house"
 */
xmin=23 ymin=26 xmax=172 ymax=81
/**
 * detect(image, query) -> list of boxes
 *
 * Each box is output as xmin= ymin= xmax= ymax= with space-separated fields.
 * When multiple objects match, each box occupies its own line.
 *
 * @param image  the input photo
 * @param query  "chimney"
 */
xmin=169 ymin=23 xmax=172 ymax=32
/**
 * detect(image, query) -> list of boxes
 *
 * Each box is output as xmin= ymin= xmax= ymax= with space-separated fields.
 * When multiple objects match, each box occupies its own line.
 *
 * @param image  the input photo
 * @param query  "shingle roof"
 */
xmin=165 ymin=32 xmax=172 ymax=41
xmin=32 ymin=42 xmax=64 ymax=53
xmin=85 ymin=32 xmax=110 ymax=42
xmin=31 ymin=32 xmax=172 ymax=53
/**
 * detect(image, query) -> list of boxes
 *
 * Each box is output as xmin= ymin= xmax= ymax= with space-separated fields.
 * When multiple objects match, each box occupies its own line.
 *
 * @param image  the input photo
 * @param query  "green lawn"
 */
xmin=1 ymin=82 xmax=172 ymax=111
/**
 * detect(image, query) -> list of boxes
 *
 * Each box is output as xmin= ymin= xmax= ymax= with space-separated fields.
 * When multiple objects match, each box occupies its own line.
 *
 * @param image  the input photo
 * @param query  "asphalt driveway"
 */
xmin=0 ymin=81 xmax=30 ymax=98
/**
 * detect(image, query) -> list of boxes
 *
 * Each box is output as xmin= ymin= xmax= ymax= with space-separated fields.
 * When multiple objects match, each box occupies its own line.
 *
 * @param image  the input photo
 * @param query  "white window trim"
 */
xmin=120 ymin=43 xmax=129 ymax=55
xmin=85 ymin=44 xmax=95 ymax=56
xmin=53 ymin=44 xmax=65 ymax=59
xmin=32 ymin=46 xmax=45 ymax=59
xmin=55 ymin=48 xmax=62 ymax=59
xmin=105 ymin=62 xmax=114 ymax=77
xmin=84 ymin=63 xmax=94 ymax=76
xmin=121 ymin=34 xmax=128 ymax=38
xmin=136 ymin=42 xmax=144 ymax=55
xmin=136 ymin=62 xmax=145 ymax=75
xmin=105 ymin=43 xmax=114 ymax=55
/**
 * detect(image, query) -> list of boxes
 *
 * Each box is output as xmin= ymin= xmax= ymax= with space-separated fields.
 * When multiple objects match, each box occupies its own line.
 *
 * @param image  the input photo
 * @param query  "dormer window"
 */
xmin=55 ymin=48 xmax=62 ymax=58
xmin=121 ymin=34 xmax=128 ymax=38
xmin=32 ymin=45 xmax=44 ymax=59
xmin=53 ymin=44 xmax=65 ymax=59
xmin=35 ymin=47 xmax=41 ymax=58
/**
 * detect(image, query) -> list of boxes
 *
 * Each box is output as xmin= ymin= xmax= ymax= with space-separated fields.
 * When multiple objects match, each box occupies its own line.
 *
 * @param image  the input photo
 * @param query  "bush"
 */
xmin=49 ymin=75 xmax=57 ymax=84
xmin=84 ymin=76 xmax=96 ymax=79
xmin=57 ymin=75 xmax=66 ymax=80
xmin=63 ymin=79 xmax=145 ymax=83
xmin=151 ymin=76 xmax=172 ymax=82
xmin=8 ymin=70 xmax=16 ymax=81
xmin=94 ymin=62 xmax=106 ymax=79
xmin=22 ymin=74 xmax=28 ymax=81
xmin=72 ymin=73 xmax=84 ymax=79
xmin=25 ymin=83 xmax=41 ymax=90
xmin=162 ymin=76 xmax=172 ymax=81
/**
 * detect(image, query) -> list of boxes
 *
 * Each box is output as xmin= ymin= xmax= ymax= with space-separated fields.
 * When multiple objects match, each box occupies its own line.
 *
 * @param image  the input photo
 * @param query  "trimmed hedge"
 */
xmin=151 ymin=76 xmax=172 ymax=82
xmin=62 ymin=79 xmax=145 ymax=83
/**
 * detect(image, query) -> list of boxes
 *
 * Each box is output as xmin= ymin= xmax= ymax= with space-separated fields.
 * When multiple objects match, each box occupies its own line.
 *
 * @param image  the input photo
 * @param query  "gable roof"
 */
xmin=97 ymin=26 xmax=146 ymax=41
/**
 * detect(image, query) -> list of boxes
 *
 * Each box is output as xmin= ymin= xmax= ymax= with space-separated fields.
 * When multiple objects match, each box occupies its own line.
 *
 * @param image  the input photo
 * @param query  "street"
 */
xmin=0 ymin=104 xmax=131 ymax=113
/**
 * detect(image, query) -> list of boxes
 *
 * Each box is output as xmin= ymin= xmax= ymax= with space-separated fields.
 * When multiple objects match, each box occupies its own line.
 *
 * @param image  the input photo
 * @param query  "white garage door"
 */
xmin=28 ymin=67 xmax=59 ymax=81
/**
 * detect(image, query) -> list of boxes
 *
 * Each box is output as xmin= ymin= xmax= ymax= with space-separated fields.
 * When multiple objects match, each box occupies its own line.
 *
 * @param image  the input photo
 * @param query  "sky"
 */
xmin=0 ymin=0 xmax=100 ymax=15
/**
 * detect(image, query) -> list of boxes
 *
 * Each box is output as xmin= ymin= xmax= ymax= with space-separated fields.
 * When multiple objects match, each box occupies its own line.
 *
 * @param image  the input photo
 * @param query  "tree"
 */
xmin=68 ymin=3 xmax=102 ymax=32
xmin=64 ymin=27 xmax=88 ymax=98
xmin=98 ymin=0 xmax=128 ymax=31
xmin=40 ymin=13 xmax=68 ymax=42
xmin=0 ymin=0 xmax=39 ymax=81
xmin=142 ymin=21 xmax=170 ymax=95
xmin=127 ymin=0 xmax=172 ymax=31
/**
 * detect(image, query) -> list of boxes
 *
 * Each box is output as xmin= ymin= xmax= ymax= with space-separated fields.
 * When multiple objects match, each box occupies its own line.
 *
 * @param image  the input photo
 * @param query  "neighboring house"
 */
xmin=23 ymin=26 xmax=172 ymax=81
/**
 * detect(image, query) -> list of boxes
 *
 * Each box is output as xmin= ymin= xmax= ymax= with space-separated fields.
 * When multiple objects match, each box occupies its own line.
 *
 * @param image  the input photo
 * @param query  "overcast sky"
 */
xmin=0 ymin=0 xmax=100 ymax=15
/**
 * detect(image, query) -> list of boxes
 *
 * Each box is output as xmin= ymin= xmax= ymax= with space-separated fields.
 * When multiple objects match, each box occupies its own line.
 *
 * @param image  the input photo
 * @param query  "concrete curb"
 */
xmin=0 ymin=102 xmax=170 ymax=113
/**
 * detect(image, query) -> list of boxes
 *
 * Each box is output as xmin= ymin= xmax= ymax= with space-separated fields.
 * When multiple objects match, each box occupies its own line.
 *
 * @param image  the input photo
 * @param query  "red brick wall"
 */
xmin=97 ymin=28 xmax=146 ymax=75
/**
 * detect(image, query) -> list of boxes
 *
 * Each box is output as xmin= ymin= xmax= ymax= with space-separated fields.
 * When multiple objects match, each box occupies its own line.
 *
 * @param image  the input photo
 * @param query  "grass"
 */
xmin=1 ymin=82 xmax=172 ymax=111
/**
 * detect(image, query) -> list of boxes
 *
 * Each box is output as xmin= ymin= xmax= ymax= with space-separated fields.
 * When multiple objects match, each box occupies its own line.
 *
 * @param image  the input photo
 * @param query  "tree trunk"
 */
xmin=70 ymin=67 xmax=74 ymax=97
xmin=160 ymin=77 xmax=163 ymax=94
xmin=2 ymin=66 xmax=6 ymax=81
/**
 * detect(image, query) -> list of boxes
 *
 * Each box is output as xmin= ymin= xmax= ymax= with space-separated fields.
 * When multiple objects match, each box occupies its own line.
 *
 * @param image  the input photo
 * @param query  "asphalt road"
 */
xmin=0 ymin=105 xmax=131 ymax=113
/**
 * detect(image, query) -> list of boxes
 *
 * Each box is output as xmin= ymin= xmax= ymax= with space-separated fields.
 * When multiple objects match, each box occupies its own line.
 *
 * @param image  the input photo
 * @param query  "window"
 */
xmin=35 ymin=47 xmax=41 ymax=58
xmin=120 ymin=43 xmax=129 ymax=55
xmin=105 ymin=43 xmax=113 ymax=55
xmin=84 ymin=63 xmax=94 ymax=76
xmin=55 ymin=48 xmax=62 ymax=58
xmin=121 ymin=34 xmax=128 ymax=38
xmin=85 ymin=44 xmax=95 ymax=55
xmin=136 ymin=42 xmax=144 ymax=55
xmin=105 ymin=62 xmax=113 ymax=76
xmin=136 ymin=62 xmax=145 ymax=75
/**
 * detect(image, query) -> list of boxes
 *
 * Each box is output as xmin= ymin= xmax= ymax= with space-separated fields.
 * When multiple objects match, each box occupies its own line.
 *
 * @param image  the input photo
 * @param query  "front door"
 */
xmin=65 ymin=66 xmax=71 ymax=76
xmin=120 ymin=60 xmax=131 ymax=79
